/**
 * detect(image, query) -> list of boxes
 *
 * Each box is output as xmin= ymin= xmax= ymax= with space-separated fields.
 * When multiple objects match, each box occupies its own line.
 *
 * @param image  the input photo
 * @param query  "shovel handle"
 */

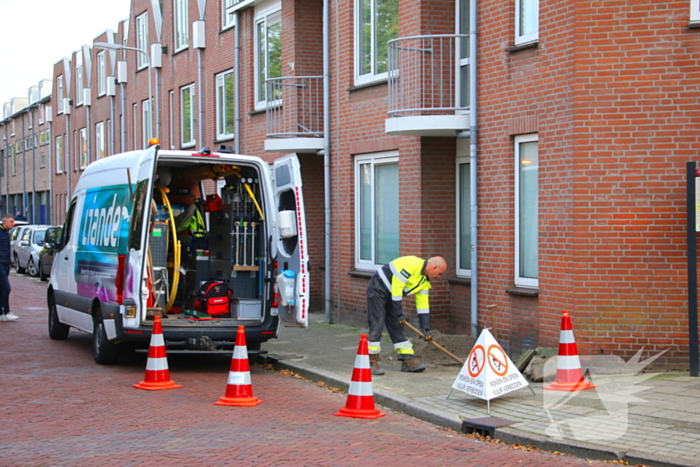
xmin=402 ymin=321 xmax=464 ymax=365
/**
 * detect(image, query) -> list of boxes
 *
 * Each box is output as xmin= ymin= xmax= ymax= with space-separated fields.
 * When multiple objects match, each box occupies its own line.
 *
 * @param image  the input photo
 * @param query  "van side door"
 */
xmin=272 ymin=154 xmax=309 ymax=328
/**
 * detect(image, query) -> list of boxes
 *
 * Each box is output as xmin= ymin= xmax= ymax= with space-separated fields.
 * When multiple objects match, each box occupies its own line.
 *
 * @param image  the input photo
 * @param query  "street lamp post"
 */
xmin=94 ymin=42 xmax=153 ymax=147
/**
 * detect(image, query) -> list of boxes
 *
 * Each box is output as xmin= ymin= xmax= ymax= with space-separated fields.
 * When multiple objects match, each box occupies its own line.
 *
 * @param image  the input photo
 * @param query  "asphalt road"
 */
xmin=0 ymin=273 xmax=615 ymax=466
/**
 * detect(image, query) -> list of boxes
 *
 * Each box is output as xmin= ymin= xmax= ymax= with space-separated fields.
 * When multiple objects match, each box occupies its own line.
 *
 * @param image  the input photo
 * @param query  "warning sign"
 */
xmin=451 ymin=328 xmax=529 ymax=401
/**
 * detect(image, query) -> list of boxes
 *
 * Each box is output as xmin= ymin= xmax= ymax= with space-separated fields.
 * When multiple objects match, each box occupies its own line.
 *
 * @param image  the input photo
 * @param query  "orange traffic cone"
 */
xmin=133 ymin=315 xmax=182 ymax=390
xmin=215 ymin=326 xmax=262 ymax=407
xmin=334 ymin=334 xmax=385 ymax=419
xmin=544 ymin=311 xmax=596 ymax=392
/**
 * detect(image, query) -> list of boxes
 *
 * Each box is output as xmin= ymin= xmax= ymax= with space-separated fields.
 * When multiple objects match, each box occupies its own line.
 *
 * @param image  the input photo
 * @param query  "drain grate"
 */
xmin=461 ymin=417 xmax=516 ymax=438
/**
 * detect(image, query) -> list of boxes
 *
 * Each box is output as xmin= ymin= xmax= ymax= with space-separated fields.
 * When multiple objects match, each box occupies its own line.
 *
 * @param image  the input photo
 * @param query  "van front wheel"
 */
xmin=93 ymin=308 xmax=120 ymax=365
xmin=48 ymin=293 xmax=69 ymax=340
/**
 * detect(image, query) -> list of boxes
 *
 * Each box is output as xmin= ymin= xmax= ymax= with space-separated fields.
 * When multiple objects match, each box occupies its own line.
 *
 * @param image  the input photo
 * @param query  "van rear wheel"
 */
xmin=93 ymin=307 xmax=120 ymax=365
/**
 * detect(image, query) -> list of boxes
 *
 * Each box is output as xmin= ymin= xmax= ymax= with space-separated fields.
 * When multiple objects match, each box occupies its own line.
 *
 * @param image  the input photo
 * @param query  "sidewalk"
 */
xmin=264 ymin=312 xmax=700 ymax=467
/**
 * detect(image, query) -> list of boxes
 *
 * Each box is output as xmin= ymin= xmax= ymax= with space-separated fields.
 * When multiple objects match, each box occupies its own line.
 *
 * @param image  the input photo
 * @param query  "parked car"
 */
xmin=9 ymin=225 xmax=31 ymax=269
xmin=38 ymin=226 xmax=62 ymax=281
xmin=14 ymin=225 xmax=50 ymax=277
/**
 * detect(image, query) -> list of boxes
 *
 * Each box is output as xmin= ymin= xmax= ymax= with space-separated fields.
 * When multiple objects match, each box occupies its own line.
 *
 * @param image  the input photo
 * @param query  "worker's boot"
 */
xmin=400 ymin=357 xmax=426 ymax=373
xmin=369 ymin=353 xmax=385 ymax=375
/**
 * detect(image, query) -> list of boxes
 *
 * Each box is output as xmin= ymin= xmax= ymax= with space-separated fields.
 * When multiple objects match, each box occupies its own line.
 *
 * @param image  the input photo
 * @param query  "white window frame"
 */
xmin=216 ymin=69 xmax=235 ymax=140
xmin=692 ymin=0 xmax=700 ymax=22
xmin=456 ymin=139 xmax=471 ymax=277
xmin=222 ymin=0 xmax=237 ymax=29
xmin=55 ymin=135 xmax=63 ymax=174
xmin=142 ymin=99 xmax=153 ymax=148
xmin=514 ymin=133 xmax=539 ymax=288
xmin=79 ymin=128 xmax=88 ymax=169
xmin=354 ymin=151 xmax=400 ymax=270
xmin=57 ymin=75 xmax=64 ymax=114
xmin=75 ymin=55 xmax=84 ymax=106
xmin=169 ymin=90 xmax=175 ymax=149
xmin=457 ymin=0 xmax=470 ymax=109
xmin=132 ymin=103 xmax=138 ymax=150
xmin=97 ymin=51 xmax=106 ymax=96
xmin=95 ymin=122 xmax=105 ymax=160
xmin=254 ymin=2 xmax=282 ymax=110
xmin=174 ymin=0 xmax=189 ymax=51
xmin=515 ymin=0 xmax=539 ymax=45
xmin=353 ymin=0 xmax=398 ymax=86
xmin=136 ymin=12 xmax=149 ymax=70
xmin=181 ymin=84 xmax=196 ymax=147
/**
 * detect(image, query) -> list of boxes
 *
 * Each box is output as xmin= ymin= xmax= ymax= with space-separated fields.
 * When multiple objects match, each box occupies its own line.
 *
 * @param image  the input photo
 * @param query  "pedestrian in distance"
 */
xmin=366 ymin=255 xmax=447 ymax=375
xmin=0 ymin=213 xmax=17 ymax=321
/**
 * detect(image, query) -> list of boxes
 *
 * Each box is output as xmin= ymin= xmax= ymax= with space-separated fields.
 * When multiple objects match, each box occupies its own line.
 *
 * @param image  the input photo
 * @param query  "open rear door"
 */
xmin=272 ymin=154 xmax=309 ymax=328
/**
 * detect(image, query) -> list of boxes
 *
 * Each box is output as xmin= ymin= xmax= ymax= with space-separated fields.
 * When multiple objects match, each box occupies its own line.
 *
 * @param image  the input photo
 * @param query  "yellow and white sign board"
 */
xmin=451 ymin=328 xmax=529 ymax=401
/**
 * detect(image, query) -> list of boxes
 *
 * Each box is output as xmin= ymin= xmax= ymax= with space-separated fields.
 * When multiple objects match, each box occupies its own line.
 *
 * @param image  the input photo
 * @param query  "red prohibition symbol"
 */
xmin=487 ymin=344 xmax=508 ymax=377
xmin=467 ymin=345 xmax=485 ymax=378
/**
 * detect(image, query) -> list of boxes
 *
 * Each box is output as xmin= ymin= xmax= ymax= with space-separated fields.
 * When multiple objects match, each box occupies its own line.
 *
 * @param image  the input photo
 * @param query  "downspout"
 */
xmin=234 ymin=12 xmax=241 ymax=154
xmin=469 ymin=0 xmax=479 ymax=337
xmin=47 ymin=107 xmax=53 ymax=224
xmin=0 ymin=122 xmax=6 ymax=212
xmin=322 ymin=0 xmax=332 ymax=323
xmin=21 ymin=113 xmax=27 ymax=220
xmin=30 ymin=108 xmax=36 ymax=223
xmin=66 ymin=113 xmax=71 ymax=213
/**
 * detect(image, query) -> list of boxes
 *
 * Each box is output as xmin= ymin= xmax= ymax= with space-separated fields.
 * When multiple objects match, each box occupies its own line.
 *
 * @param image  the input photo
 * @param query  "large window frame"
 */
xmin=55 ymin=135 xmax=63 ymax=174
xmin=456 ymin=139 xmax=472 ymax=277
xmin=354 ymin=0 xmax=398 ymax=86
xmin=57 ymin=75 xmax=64 ymax=114
xmin=142 ymin=99 xmax=153 ymax=148
xmin=216 ymin=69 xmax=235 ymax=140
xmin=355 ymin=151 xmax=400 ymax=270
xmin=75 ymin=55 xmax=83 ymax=106
xmin=514 ymin=133 xmax=539 ymax=288
xmin=174 ymin=0 xmax=189 ymax=51
xmin=181 ymin=84 xmax=196 ymax=147
xmin=136 ymin=12 xmax=149 ymax=70
xmin=222 ymin=0 xmax=237 ymax=30
xmin=254 ymin=2 xmax=282 ymax=109
xmin=95 ymin=121 xmax=105 ymax=160
xmin=515 ymin=0 xmax=539 ymax=45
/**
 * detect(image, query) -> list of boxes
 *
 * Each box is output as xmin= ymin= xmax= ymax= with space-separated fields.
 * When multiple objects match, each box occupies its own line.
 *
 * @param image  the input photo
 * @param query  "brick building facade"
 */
xmin=1 ymin=0 xmax=700 ymax=369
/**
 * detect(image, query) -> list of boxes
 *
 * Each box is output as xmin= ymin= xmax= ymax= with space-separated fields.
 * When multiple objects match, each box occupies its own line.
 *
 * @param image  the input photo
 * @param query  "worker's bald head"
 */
xmin=426 ymin=256 xmax=447 ymax=280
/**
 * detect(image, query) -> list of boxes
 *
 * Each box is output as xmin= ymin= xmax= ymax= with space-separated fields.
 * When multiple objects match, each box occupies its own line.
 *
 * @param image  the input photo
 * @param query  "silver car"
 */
xmin=14 ymin=225 xmax=50 ymax=277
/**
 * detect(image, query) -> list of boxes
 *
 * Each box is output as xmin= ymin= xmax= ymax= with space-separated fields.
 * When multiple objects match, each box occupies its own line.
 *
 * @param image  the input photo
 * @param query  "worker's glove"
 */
xmin=418 ymin=314 xmax=431 ymax=341
xmin=397 ymin=314 xmax=407 ymax=325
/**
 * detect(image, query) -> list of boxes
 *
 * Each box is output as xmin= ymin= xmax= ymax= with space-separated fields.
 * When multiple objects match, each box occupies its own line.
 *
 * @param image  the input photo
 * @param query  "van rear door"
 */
xmin=272 ymin=154 xmax=309 ymax=328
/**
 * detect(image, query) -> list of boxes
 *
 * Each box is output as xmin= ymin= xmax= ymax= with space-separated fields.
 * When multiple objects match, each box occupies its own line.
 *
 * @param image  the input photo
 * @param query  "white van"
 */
xmin=47 ymin=145 xmax=309 ymax=364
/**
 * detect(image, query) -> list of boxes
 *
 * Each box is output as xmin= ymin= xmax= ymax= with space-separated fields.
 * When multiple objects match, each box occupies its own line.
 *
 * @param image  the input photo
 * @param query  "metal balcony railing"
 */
xmin=265 ymin=76 xmax=324 ymax=139
xmin=387 ymin=34 xmax=470 ymax=117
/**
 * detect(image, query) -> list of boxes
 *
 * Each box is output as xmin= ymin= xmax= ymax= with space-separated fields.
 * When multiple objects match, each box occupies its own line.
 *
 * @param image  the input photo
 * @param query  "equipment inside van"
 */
xmin=47 ymin=145 xmax=308 ymax=364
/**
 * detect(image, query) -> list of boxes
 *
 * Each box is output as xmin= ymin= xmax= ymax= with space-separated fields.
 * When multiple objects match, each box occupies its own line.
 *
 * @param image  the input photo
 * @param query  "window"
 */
xmin=97 ymin=51 xmax=106 ymax=96
xmin=254 ymin=4 xmax=282 ymax=108
xmin=355 ymin=151 xmax=399 ymax=269
xmin=75 ymin=55 xmax=84 ymax=106
xmin=79 ymin=128 xmax=88 ymax=169
xmin=515 ymin=0 xmax=538 ymax=45
xmin=222 ymin=0 xmax=236 ymax=29
xmin=55 ymin=135 xmax=63 ymax=173
xmin=693 ymin=0 xmax=700 ymax=22
xmin=57 ymin=76 xmax=64 ymax=114
xmin=174 ymin=0 xmax=189 ymax=51
xmin=456 ymin=140 xmax=472 ymax=276
xmin=354 ymin=0 xmax=398 ymax=86
xmin=132 ymin=103 xmax=138 ymax=150
xmin=514 ymin=134 xmax=538 ymax=287
xmin=136 ymin=12 xmax=149 ymax=70
xmin=457 ymin=0 xmax=470 ymax=108
xmin=142 ymin=99 xmax=153 ymax=148
xmin=95 ymin=122 xmax=105 ymax=160
xmin=216 ymin=70 xmax=235 ymax=140
xmin=181 ymin=84 xmax=195 ymax=147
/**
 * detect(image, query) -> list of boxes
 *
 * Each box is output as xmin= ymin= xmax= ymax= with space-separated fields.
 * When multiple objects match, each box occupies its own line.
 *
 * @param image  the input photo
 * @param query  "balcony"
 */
xmin=386 ymin=34 xmax=470 ymax=137
xmin=264 ymin=76 xmax=324 ymax=153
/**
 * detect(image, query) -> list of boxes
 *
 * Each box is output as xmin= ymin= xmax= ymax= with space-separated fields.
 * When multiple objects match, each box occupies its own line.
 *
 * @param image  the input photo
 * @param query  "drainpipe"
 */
xmin=0 ymin=122 xmax=6 ymax=213
xmin=30 ymin=107 xmax=36 ymax=224
xmin=21 ymin=113 xmax=27 ymax=221
xmin=322 ymin=0 xmax=332 ymax=323
xmin=469 ymin=0 xmax=479 ymax=337
xmin=234 ymin=12 xmax=241 ymax=154
xmin=46 ymin=106 xmax=53 ymax=223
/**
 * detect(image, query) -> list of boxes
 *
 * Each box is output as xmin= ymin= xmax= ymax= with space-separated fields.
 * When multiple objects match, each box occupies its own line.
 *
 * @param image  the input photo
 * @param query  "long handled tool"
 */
xmin=402 ymin=321 xmax=464 ymax=365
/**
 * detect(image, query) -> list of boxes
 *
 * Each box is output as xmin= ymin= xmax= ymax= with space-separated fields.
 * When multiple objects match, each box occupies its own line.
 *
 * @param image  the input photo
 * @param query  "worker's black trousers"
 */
xmin=367 ymin=273 xmax=408 ymax=352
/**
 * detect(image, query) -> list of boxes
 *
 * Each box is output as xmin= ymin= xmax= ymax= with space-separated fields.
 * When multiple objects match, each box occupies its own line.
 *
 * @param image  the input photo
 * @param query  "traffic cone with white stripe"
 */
xmin=544 ymin=311 xmax=596 ymax=392
xmin=334 ymin=334 xmax=385 ymax=419
xmin=133 ymin=315 xmax=182 ymax=390
xmin=215 ymin=326 xmax=262 ymax=407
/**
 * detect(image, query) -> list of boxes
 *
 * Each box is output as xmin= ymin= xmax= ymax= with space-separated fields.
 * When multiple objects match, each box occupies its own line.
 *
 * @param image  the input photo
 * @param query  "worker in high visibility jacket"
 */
xmin=366 ymin=255 xmax=447 ymax=375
